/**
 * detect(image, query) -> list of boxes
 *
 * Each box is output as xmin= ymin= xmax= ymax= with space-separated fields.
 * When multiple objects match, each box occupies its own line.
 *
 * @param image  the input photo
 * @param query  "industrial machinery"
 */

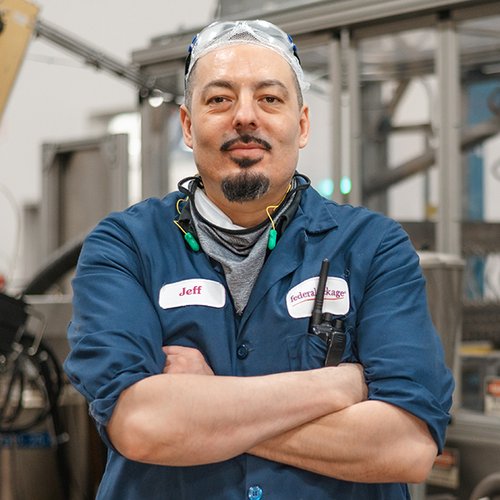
xmin=0 ymin=0 xmax=166 ymax=126
xmin=0 ymin=291 xmax=69 ymax=499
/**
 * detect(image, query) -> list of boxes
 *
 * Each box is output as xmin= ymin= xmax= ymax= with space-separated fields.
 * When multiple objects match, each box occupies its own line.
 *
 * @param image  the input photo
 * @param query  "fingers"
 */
xmin=162 ymin=345 xmax=215 ymax=376
xmin=163 ymin=345 xmax=201 ymax=356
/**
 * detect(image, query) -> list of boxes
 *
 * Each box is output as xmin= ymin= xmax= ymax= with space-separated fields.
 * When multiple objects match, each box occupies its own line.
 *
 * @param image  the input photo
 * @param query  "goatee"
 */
xmin=221 ymin=171 xmax=270 ymax=202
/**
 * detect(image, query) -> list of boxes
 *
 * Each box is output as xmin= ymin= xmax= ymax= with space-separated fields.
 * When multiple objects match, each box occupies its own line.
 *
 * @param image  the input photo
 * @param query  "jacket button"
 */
xmin=248 ymin=485 xmax=263 ymax=499
xmin=237 ymin=344 xmax=249 ymax=359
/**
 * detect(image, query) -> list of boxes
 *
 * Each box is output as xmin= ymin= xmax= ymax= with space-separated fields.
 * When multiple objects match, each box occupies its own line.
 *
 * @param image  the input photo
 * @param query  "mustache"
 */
xmin=220 ymin=134 xmax=272 ymax=152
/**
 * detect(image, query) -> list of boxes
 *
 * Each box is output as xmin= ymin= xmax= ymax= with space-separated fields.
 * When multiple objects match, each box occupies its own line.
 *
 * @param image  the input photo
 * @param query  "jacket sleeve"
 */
xmin=354 ymin=218 xmax=454 ymax=453
xmin=64 ymin=214 xmax=165 ymax=447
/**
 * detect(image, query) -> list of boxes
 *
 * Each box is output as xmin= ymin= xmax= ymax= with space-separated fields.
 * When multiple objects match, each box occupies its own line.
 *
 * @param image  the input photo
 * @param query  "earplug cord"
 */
xmin=265 ymin=183 xmax=292 ymax=250
xmin=173 ymin=173 xmax=311 ymax=252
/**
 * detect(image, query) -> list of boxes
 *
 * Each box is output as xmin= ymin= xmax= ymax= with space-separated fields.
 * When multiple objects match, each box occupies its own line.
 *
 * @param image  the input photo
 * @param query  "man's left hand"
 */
xmin=163 ymin=345 xmax=214 ymax=375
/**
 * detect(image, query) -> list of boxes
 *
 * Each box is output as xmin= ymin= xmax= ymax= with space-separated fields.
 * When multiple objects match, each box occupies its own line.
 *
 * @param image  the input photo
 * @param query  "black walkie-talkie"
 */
xmin=309 ymin=259 xmax=346 ymax=367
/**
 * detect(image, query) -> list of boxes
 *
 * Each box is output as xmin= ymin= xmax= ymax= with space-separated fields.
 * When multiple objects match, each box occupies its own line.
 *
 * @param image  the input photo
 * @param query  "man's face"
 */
xmin=180 ymin=44 xmax=309 ymax=217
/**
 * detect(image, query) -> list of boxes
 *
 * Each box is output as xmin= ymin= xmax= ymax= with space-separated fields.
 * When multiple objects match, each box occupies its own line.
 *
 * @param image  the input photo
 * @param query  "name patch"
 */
xmin=286 ymin=276 xmax=350 ymax=318
xmin=159 ymin=279 xmax=226 ymax=309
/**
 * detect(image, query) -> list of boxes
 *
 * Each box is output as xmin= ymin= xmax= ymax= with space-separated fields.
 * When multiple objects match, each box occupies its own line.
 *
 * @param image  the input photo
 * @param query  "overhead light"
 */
xmin=148 ymin=89 xmax=165 ymax=108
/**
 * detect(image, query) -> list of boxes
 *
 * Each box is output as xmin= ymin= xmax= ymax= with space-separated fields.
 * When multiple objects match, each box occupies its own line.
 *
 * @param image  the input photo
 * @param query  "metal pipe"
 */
xmin=328 ymin=31 xmax=342 ymax=203
xmin=346 ymin=30 xmax=362 ymax=206
xmin=34 ymin=18 xmax=161 ymax=96
xmin=363 ymin=117 xmax=500 ymax=196
xmin=436 ymin=12 xmax=461 ymax=255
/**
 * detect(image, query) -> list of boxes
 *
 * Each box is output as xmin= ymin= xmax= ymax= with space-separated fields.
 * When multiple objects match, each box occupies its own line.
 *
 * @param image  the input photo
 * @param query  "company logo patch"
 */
xmin=286 ymin=276 xmax=350 ymax=318
xmin=159 ymin=279 xmax=226 ymax=309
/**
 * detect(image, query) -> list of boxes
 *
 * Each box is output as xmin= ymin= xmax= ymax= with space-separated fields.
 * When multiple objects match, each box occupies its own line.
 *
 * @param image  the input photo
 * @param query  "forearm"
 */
xmin=108 ymin=365 xmax=365 ymax=466
xmin=250 ymin=400 xmax=437 ymax=484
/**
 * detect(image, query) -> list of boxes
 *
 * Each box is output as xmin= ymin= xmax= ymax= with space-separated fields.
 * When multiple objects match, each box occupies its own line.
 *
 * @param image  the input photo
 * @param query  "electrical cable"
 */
xmin=0 ymin=329 xmax=69 ymax=498
xmin=0 ymin=183 xmax=22 ymax=286
xmin=0 ymin=332 xmax=63 ymax=434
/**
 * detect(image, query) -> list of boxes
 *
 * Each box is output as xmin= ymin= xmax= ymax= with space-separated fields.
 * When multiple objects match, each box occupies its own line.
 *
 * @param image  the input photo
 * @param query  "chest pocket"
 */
xmin=286 ymin=326 xmax=353 ymax=371
xmin=287 ymin=332 xmax=329 ymax=371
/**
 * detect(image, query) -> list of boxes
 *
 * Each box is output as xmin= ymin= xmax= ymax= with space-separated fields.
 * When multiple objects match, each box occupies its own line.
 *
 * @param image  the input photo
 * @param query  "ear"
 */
xmin=298 ymin=104 xmax=310 ymax=149
xmin=179 ymin=104 xmax=193 ymax=149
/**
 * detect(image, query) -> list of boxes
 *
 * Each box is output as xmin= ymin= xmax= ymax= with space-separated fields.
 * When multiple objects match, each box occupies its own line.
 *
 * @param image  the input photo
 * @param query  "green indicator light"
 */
xmin=318 ymin=178 xmax=334 ymax=198
xmin=340 ymin=177 xmax=352 ymax=195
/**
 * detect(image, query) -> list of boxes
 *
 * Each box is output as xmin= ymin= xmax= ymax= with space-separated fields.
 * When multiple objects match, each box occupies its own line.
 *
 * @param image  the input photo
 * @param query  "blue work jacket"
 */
xmin=64 ymin=185 xmax=453 ymax=499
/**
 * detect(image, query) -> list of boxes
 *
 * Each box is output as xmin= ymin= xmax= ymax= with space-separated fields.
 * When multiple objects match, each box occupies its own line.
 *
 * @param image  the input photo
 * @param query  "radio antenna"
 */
xmin=310 ymin=258 xmax=329 ymax=331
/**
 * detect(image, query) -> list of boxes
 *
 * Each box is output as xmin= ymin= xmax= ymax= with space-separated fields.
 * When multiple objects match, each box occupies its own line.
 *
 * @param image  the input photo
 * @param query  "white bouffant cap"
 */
xmin=184 ymin=20 xmax=309 ymax=94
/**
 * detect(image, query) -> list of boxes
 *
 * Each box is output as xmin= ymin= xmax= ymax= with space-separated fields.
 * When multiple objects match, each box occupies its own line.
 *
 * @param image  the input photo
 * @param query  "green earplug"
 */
xmin=267 ymin=229 xmax=277 ymax=251
xmin=184 ymin=232 xmax=200 ymax=252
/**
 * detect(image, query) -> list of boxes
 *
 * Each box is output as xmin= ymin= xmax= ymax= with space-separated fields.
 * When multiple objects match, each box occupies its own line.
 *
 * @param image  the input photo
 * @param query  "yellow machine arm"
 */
xmin=0 ymin=0 xmax=39 ymax=123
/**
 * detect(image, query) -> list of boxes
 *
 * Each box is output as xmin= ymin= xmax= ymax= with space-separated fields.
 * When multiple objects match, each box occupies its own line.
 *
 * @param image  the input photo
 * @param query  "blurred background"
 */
xmin=2 ymin=1 xmax=500 ymax=499
xmin=0 ymin=0 xmax=218 ymax=288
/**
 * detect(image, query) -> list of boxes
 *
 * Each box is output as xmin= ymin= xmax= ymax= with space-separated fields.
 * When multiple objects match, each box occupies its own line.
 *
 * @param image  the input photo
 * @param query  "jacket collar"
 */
xmin=293 ymin=184 xmax=339 ymax=235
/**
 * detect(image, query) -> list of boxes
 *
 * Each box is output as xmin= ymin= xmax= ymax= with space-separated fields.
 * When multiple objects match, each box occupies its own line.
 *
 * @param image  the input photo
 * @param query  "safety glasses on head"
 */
xmin=184 ymin=20 xmax=309 ymax=94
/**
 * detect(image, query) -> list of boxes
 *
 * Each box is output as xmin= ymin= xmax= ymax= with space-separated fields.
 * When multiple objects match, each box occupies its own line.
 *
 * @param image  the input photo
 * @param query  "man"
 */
xmin=64 ymin=20 xmax=453 ymax=499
